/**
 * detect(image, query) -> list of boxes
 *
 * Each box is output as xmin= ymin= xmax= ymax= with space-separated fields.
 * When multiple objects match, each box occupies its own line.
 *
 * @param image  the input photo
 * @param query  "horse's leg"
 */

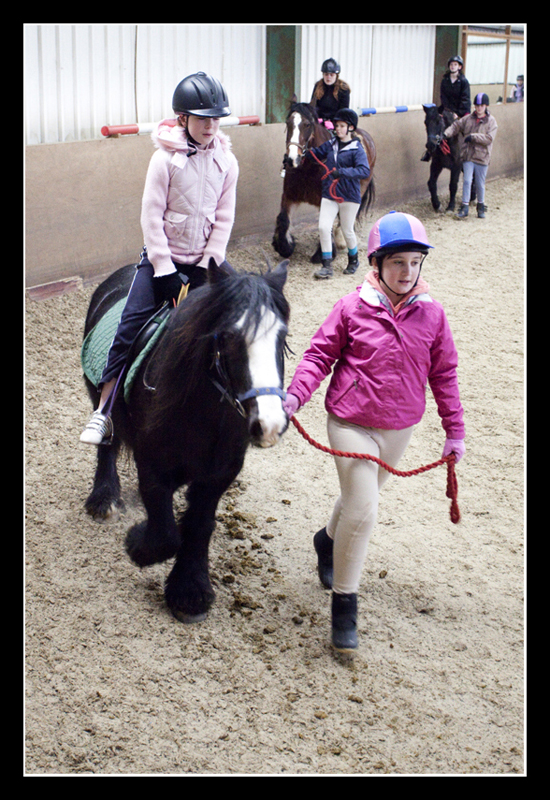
xmin=125 ymin=463 xmax=180 ymax=567
xmin=84 ymin=438 xmax=123 ymax=519
xmin=427 ymin=161 xmax=442 ymax=211
xmin=446 ymin=165 xmax=461 ymax=212
xmin=272 ymin=200 xmax=295 ymax=258
xmin=165 ymin=474 xmax=237 ymax=622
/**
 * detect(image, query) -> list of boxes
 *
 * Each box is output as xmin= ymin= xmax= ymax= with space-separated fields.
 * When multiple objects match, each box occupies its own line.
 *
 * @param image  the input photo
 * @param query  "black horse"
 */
xmin=423 ymin=104 xmax=469 ymax=213
xmin=82 ymin=258 xmax=290 ymax=623
xmin=273 ymin=100 xmax=376 ymax=262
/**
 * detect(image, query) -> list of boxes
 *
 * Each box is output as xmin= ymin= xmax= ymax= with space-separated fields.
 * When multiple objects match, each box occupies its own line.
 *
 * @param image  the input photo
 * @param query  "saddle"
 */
xmin=81 ymin=299 xmax=171 ymax=403
xmin=81 ymin=273 xmax=190 ymax=403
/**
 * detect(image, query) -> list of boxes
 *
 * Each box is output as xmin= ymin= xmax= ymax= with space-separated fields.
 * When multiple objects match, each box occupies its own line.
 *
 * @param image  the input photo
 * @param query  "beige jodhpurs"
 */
xmin=326 ymin=414 xmax=414 ymax=595
xmin=318 ymin=197 xmax=360 ymax=255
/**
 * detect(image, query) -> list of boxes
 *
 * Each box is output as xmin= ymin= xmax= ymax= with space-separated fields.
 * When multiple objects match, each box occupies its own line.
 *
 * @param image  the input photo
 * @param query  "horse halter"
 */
xmin=210 ymin=338 xmax=286 ymax=419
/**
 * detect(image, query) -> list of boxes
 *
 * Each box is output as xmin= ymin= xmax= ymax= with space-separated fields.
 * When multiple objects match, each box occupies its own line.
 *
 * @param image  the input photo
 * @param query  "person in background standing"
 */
xmin=510 ymin=75 xmax=524 ymax=102
xmin=444 ymin=92 xmax=498 ymax=219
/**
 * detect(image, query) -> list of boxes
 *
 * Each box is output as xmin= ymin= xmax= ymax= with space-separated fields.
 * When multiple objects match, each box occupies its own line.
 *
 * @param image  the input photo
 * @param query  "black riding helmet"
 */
xmin=172 ymin=72 xmax=231 ymax=118
xmin=333 ymin=108 xmax=358 ymax=131
xmin=321 ymin=58 xmax=340 ymax=74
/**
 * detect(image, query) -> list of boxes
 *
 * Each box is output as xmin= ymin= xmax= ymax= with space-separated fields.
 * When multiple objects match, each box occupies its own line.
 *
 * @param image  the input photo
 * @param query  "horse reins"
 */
xmin=290 ymin=415 xmax=460 ymax=524
xmin=307 ymin=147 xmax=345 ymax=203
xmin=285 ymin=114 xmax=344 ymax=203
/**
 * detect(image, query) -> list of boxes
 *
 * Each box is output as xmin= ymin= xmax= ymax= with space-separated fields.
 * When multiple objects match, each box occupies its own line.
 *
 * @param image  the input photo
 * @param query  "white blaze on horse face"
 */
xmin=288 ymin=112 xmax=302 ymax=167
xmin=240 ymin=308 xmax=287 ymax=447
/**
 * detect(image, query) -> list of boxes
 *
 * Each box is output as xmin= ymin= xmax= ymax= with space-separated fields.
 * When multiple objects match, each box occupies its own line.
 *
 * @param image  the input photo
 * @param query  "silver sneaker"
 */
xmin=80 ymin=410 xmax=113 ymax=445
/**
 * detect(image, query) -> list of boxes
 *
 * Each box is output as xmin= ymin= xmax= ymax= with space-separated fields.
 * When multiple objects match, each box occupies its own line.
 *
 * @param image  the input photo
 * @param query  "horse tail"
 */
xmin=358 ymin=177 xmax=375 ymax=219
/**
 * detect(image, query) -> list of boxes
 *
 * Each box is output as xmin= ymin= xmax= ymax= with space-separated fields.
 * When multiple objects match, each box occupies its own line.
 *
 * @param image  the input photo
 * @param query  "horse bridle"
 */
xmin=428 ymin=115 xmax=451 ymax=155
xmin=210 ymin=339 xmax=286 ymax=419
xmin=285 ymin=113 xmax=315 ymax=160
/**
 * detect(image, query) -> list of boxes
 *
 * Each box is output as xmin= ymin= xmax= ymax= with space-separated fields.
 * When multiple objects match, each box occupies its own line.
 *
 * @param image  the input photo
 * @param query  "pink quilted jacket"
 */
xmin=140 ymin=120 xmax=239 ymax=275
xmin=287 ymin=273 xmax=465 ymax=438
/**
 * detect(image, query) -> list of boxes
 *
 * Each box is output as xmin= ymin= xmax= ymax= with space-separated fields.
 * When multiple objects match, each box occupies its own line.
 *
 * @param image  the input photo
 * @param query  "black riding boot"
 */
xmin=331 ymin=592 xmax=358 ymax=651
xmin=343 ymin=252 xmax=359 ymax=274
xmin=314 ymin=259 xmax=333 ymax=279
xmin=313 ymin=527 xmax=333 ymax=589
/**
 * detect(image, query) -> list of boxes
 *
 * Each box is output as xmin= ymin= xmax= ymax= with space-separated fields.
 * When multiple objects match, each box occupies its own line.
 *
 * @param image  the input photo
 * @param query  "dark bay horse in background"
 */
xmin=272 ymin=100 xmax=376 ymax=262
xmin=82 ymin=259 xmax=290 ymax=624
xmin=423 ymin=104 xmax=475 ymax=213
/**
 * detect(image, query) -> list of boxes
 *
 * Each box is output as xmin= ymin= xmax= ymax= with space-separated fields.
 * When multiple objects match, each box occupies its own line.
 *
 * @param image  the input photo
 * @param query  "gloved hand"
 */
xmin=464 ymin=135 xmax=473 ymax=143
xmin=282 ymin=392 xmax=300 ymax=418
xmin=442 ymin=438 xmax=465 ymax=463
xmin=153 ymin=271 xmax=188 ymax=307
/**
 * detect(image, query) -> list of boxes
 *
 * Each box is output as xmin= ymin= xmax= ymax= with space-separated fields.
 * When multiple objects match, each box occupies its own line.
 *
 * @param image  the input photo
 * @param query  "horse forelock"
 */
xmin=288 ymin=101 xmax=316 ymax=124
xmin=166 ymin=271 xmax=288 ymax=365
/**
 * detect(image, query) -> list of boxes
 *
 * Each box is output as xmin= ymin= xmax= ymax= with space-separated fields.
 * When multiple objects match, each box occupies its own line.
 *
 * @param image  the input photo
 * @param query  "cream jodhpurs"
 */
xmin=326 ymin=414 xmax=414 ymax=595
xmin=319 ymin=197 xmax=360 ymax=255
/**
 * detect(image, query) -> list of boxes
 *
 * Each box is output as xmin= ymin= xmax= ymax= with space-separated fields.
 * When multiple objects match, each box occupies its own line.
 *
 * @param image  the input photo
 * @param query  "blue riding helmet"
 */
xmin=368 ymin=211 xmax=433 ymax=258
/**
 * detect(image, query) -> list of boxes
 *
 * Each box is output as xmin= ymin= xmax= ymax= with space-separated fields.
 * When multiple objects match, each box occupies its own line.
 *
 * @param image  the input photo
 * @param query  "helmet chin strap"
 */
xmin=377 ymin=253 xmax=427 ymax=297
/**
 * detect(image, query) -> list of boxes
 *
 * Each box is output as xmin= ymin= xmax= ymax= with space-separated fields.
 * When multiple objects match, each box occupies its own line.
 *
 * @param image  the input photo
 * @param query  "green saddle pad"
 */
xmin=81 ymin=297 xmax=169 ymax=403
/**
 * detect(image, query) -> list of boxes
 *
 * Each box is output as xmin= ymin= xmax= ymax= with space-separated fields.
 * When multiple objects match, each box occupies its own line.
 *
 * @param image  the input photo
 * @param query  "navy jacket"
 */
xmin=308 ymin=136 xmax=370 ymax=204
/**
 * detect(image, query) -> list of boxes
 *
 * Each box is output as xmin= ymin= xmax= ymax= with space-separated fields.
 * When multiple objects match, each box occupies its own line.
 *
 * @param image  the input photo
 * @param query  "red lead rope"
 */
xmin=308 ymin=148 xmax=345 ymax=203
xmin=290 ymin=415 xmax=461 ymax=524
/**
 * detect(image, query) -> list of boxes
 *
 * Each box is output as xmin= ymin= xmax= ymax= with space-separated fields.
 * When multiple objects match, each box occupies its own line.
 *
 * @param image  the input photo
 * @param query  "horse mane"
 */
xmin=146 ymin=267 xmax=290 ymax=429
xmin=287 ymin=101 xmax=317 ymax=126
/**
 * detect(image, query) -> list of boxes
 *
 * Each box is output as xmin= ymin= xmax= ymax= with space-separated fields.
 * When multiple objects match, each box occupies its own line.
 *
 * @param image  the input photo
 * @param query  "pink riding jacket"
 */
xmin=287 ymin=272 xmax=465 ymax=438
xmin=141 ymin=120 xmax=239 ymax=275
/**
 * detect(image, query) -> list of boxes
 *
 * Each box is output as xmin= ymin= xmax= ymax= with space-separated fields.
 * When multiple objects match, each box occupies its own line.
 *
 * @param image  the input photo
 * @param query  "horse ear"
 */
xmin=291 ymin=93 xmax=298 ymax=104
xmin=207 ymin=257 xmax=235 ymax=283
xmin=265 ymin=259 xmax=288 ymax=292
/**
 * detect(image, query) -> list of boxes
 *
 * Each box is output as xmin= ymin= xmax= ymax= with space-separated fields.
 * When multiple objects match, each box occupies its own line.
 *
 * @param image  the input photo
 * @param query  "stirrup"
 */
xmin=80 ymin=410 xmax=113 ymax=445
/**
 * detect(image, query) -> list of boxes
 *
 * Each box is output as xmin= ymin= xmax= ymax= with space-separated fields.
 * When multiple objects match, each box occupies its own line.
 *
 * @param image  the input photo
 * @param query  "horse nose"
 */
xmin=249 ymin=399 xmax=288 ymax=447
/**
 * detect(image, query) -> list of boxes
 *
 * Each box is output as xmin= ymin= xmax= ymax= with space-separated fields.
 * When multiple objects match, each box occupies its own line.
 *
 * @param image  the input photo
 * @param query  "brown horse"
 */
xmin=272 ymin=99 xmax=376 ymax=262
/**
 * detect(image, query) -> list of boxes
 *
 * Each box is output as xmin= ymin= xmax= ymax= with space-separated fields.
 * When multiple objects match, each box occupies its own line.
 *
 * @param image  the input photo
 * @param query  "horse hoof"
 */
xmin=85 ymin=493 xmax=124 ymax=520
xmin=171 ymin=610 xmax=208 ymax=624
xmin=125 ymin=523 xmax=179 ymax=567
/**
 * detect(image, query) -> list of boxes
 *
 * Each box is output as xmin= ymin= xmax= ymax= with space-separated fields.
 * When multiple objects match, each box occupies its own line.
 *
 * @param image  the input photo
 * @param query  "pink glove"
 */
xmin=283 ymin=392 xmax=300 ymax=418
xmin=442 ymin=438 xmax=465 ymax=463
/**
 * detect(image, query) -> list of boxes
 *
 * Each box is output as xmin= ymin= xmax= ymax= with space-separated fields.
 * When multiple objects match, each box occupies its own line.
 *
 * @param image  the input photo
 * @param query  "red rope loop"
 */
xmin=290 ymin=415 xmax=460 ymax=524
xmin=308 ymin=148 xmax=345 ymax=203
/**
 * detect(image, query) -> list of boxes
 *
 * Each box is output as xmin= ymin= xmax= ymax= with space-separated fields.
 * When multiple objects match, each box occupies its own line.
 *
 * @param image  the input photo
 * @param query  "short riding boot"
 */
xmin=343 ymin=253 xmax=359 ymax=274
xmin=457 ymin=203 xmax=469 ymax=219
xmin=331 ymin=592 xmax=358 ymax=651
xmin=477 ymin=203 xmax=487 ymax=218
xmin=313 ymin=527 xmax=333 ymax=589
xmin=314 ymin=259 xmax=333 ymax=280
xmin=80 ymin=410 xmax=113 ymax=445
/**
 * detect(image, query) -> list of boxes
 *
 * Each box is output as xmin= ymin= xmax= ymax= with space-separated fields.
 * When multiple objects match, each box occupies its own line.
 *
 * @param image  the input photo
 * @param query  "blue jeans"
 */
xmin=462 ymin=161 xmax=488 ymax=204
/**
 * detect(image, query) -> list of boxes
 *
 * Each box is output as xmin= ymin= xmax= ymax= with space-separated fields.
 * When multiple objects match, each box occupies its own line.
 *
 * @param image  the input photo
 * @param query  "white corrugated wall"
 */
xmin=466 ymin=40 xmax=525 ymax=85
xmin=299 ymin=25 xmax=436 ymax=110
xmin=25 ymin=23 xmax=436 ymax=145
xmin=24 ymin=23 xmax=266 ymax=145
